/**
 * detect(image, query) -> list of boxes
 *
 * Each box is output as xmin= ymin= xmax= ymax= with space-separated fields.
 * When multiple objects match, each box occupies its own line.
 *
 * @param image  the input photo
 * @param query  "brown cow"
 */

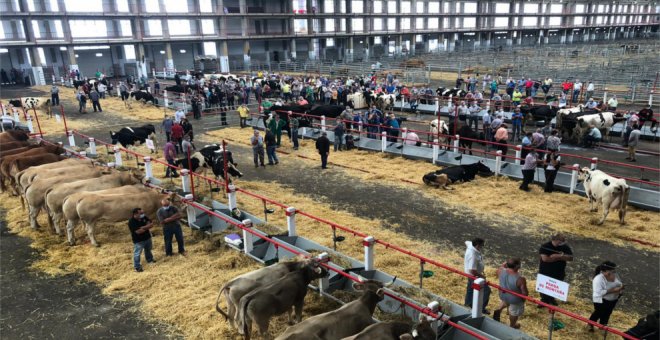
xmin=0 ymin=140 xmax=31 ymax=153
xmin=25 ymin=167 xmax=104 ymax=229
xmin=45 ymin=169 xmax=144 ymax=234
xmin=7 ymin=154 xmax=67 ymax=192
xmin=0 ymin=143 xmax=46 ymax=158
xmin=0 ymin=144 xmax=65 ymax=192
xmin=0 ymin=130 xmax=30 ymax=143
xmin=342 ymin=315 xmax=436 ymax=340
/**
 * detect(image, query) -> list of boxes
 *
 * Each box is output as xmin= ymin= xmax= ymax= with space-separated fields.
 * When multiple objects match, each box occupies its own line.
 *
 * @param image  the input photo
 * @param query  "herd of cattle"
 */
xmin=0 ymin=130 xmax=182 ymax=247
xmin=215 ymin=256 xmax=436 ymax=340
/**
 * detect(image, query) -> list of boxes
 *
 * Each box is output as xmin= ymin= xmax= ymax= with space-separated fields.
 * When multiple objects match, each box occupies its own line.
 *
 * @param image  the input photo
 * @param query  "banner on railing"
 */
xmin=535 ymin=274 xmax=570 ymax=302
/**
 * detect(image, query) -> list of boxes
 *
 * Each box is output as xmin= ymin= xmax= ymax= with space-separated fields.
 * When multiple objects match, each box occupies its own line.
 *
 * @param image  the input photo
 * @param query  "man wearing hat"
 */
xmin=316 ymin=132 xmax=330 ymax=169
xmin=586 ymin=98 xmax=598 ymax=110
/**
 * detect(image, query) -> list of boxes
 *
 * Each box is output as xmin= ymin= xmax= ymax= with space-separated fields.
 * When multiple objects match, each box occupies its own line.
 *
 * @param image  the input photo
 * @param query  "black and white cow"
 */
xmin=177 ymin=144 xmax=243 ymax=183
xmin=8 ymin=97 xmax=52 ymax=118
xmin=109 ymin=124 xmax=157 ymax=152
xmin=520 ymin=105 xmax=558 ymax=126
xmin=130 ymin=91 xmax=158 ymax=105
xmin=577 ymin=167 xmax=630 ymax=225
xmin=436 ymin=87 xmax=467 ymax=98
xmin=422 ymin=161 xmax=494 ymax=190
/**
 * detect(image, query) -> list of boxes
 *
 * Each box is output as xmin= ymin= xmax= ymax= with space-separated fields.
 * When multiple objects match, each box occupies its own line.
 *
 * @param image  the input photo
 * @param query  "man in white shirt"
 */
xmin=572 ymin=80 xmax=582 ymax=103
xmin=174 ymin=109 xmax=186 ymax=124
xmin=464 ymin=238 xmax=491 ymax=313
xmin=585 ymin=81 xmax=595 ymax=101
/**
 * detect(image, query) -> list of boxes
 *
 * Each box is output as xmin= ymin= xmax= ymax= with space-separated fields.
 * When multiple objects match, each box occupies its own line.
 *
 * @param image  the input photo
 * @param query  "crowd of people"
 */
xmin=464 ymin=234 xmax=624 ymax=334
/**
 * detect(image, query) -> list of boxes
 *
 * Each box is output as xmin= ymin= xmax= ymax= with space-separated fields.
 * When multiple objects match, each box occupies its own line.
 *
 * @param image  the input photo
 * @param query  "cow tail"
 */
xmin=214 ymin=284 xmax=231 ymax=320
xmin=238 ymin=293 xmax=254 ymax=338
xmin=619 ymin=184 xmax=630 ymax=212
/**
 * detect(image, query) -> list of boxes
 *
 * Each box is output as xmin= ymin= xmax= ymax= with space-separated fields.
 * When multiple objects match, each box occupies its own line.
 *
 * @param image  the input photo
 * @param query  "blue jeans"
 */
xmin=266 ymin=145 xmax=278 ymax=164
xmin=334 ymin=134 xmax=344 ymax=151
xmin=291 ymin=129 xmax=299 ymax=149
xmin=163 ymin=225 xmax=185 ymax=255
xmin=133 ymin=238 xmax=154 ymax=270
xmin=465 ymin=278 xmax=491 ymax=310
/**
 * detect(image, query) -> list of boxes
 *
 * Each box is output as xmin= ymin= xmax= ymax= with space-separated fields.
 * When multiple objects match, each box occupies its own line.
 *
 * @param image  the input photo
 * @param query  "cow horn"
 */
xmin=384 ymin=276 xmax=397 ymax=287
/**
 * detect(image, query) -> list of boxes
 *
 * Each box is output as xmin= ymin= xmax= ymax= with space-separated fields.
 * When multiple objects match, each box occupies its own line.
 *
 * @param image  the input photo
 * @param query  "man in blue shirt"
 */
xmin=510 ymin=108 xmax=523 ymax=142
xmin=583 ymin=125 xmax=602 ymax=148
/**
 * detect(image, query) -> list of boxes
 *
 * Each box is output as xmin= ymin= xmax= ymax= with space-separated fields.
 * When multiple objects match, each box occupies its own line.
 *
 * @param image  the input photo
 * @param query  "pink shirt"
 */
xmin=494 ymin=127 xmax=508 ymax=141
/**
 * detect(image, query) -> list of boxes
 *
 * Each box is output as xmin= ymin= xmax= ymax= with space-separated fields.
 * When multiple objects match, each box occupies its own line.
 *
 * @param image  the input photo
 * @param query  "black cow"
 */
xmin=422 ymin=161 xmax=494 ymax=189
xmin=110 ymin=124 xmax=156 ymax=149
xmin=165 ymin=84 xmax=187 ymax=93
xmin=520 ymin=105 xmax=558 ymax=126
xmin=196 ymin=144 xmax=243 ymax=183
xmin=308 ymin=105 xmax=344 ymax=119
xmin=130 ymin=91 xmax=158 ymax=105
xmin=447 ymin=123 xmax=486 ymax=155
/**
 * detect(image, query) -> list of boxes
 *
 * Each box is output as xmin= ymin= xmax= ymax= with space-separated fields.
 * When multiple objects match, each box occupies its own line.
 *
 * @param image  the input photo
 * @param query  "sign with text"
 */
xmin=535 ymin=274 xmax=570 ymax=302
xmin=145 ymin=139 xmax=155 ymax=151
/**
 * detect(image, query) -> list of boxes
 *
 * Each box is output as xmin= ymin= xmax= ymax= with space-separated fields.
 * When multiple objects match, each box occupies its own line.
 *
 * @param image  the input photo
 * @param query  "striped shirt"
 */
xmin=522 ymin=153 xmax=538 ymax=170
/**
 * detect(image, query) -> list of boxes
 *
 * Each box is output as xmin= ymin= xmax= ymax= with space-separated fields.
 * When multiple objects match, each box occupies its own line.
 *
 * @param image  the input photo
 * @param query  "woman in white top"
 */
xmin=588 ymin=261 xmax=624 ymax=332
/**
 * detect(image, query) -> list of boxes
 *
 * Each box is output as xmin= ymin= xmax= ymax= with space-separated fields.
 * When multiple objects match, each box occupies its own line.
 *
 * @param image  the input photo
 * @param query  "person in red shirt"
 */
xmin=170 ymin=122 xmax=184 ymax=154
xmin=523 ymin=95 xmax=534 ymax=106
xmin=561 ymin=80 xmax=573 ymax=95
xmin=400 ymin=86 xmax=411 ymax=99
xmin=524 ymin=78 xmax=534 ymax=97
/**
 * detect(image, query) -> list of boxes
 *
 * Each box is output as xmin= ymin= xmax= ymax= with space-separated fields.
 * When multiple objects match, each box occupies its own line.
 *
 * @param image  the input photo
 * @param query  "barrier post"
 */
xmin=242 ymin=219 xmax=254 ymax=254
xmin=13 ymin=108 xmax=20 ymax=122
xmin=358 ymin=121 xmax=363 ymax=135
xmin=590 ymin=157 xmax=598 ymax=170
xmin=495 ymin=150 xmax=503 ymax=176
xmin=26 ymin=115 xmax=34 ymax=133
xmin=401 ymin=127 xmax=408 ymax=144
xmin=180 ymin=169 xmax=191 ymax=193
xmin=381 ymin=131 xmax=387 ymax=152
xmin=143 ymin=156 xmax=153 ymax=179
xmin=515 ymin=145 xmax=522 ymax=165
xmin=185 ymin=194 xmax=196 ymax=224
xmin=164 ymin=90 xmax=169 ymax=108
xmin=363 ymin=236 xmax=375 ymax=271
xmin=286 ymin=207 xmax=297 ymax=237
xmin=432 ymin=139 xmax=439 ymax=164
xmin=471 ymin=278 xmax=486 ymax=318
xmin=113 ymin=146 xmax=123 ymax=166
xmin=453 ymin=134 xmax=460 ymax=153
xmin=603 ymin=88 xmax=608 ymax=104
xmin=67 ymin=130 xmax=75 ymax=147
xmin=427 ymin=301 xmax=441 ymax=330
xmin=227 ymin=184 xmax=237 ymax=210
xmin=321 ymin=115 xmax=326 ymax=132
xmin=317 ymin=252 xmax=330 ymax=296
xmin=570 ymin=163 xmax=580 ymax=194
xmin=88 ymin=138 xmax=97 ymax=156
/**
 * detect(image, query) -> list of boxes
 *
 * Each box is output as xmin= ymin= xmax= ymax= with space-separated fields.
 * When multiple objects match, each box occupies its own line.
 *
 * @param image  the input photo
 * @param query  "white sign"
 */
xmin=535 ymin=274 xmax=570 ymax=302
xmin=55 ymin=114 xmax=61 ymax=123
xmin=145 ymin=139 xmax=155 ymax=151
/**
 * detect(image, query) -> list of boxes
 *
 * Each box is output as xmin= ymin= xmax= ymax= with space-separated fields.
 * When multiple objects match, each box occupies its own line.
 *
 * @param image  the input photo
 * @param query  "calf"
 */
xmin=215 ymin=257 xmax=315 ymax=329
xmin=130 ymin=91 xmax=158 ymax=105
xmin=423 ymin=162 xmax=493 ymax=190
xmin=275 ymin=279 xmax=394 ymax=340
xmin=8 ymin=97 xmax=52 ymax=118
xmin=343 ymin=315 xmax=436 ymax=340
xmin=429 ymin=119 xmax=450 ymax=148
xmin=577 ymin=168 xmax=630 ymax=225
xmin=237 ymin=263 xmax=327 ymax=339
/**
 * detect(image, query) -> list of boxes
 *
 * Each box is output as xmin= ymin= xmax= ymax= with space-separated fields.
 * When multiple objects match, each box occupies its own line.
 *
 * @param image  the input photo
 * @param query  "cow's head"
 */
xmin=353 ymin=277 xmax=396 ymax=302
xmin=577 ymin=167 xmax=593 ymax=184
xmin=475 ymin=161 xmax=494 ymax=176
xmin=399 ymin=314 xmax=436 ymax=340
xmin=109 ymin=131 xmax=118 ymax=144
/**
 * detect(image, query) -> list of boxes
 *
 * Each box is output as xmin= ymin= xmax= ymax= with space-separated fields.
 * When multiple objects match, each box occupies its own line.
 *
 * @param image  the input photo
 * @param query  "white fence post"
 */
xmin=358 ymin=121 xmax=363 ymax=135
xmin=453 ymin=134 xmax=460 ymax=153
xmin=67 ymin=130 xmax=75 ymax=147
xmin=570 ymin=163 xmax=580 ymax=194
xmin=286 ymin=206 xmax=297 ymax=237
xmin=363 ymin=236 xmax=375 ymax=271
xmin=180 ymin=169 xmax=191 ymax=192
xmin=321 ymin=115 xmax=326 ymax=132
xmin=164 ymin=90 xmax=169 ymax=108
xmin=401 ymin=127 xmax=408 ymax=144
xmin=515 ymin=145 xmax=522 ymax=165
xmin=381 ymin=131 xmax=387 ymax=152
xmin=471 ymin=278 xmax=486 ymax=318
xmin=495 ymin=150 xmax=503 ymax=176
xmin=432 ymin=139 xmax=439 ymax=164
xmin=242 ymin=219 xmax=254 ymax=254
xmin=227 ymin=184 xmax=237 ymax=210
xmin=435 ymin=98 xmax=440 ymax=114
xmin=317 ymin=252 xmax=330 ymax=296
xmin=113 ymin=146 xmax=123 ymax=166
xmin=602 ymin=88 xmax=608 ymax=104
xmin=13 ymin=108 xmax=20 ymax=122
xmin=88 ymin=137 xmax=97 ymax=156
xmin=26 ymin=115 xmax=34 ymax=133
xmin=590 ymin=157 xmax=598 ymax=170
xmin=185 ymin=194 xmax=196 ymax=224
xmin=143 ymin=156 xmax=153 ymax=179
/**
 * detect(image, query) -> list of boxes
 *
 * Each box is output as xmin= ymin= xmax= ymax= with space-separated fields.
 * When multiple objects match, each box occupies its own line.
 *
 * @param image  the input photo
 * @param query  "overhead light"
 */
xmin=75 ymin=54 xmax=79 ymax=57
xmin=0 ymin=48 xmax=8 ymax=53
xmin=160 ymin=50 xmax=165 ymax=54
xmin=59 ymin=46 xmax=67 ymax=51
xmin=179 ymin=49 xmax=186 ymax=53
xmin=96 ymin=53 xmax=103 ymax=57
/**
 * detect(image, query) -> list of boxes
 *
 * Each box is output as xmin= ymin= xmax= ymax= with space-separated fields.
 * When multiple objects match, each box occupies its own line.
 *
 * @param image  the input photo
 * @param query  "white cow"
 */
xmin=429 ymin=119 xmax=450 ymax=148
xmin=577 ymin=167 xmax=630 ymax=225
xmin=575 ymin=111 xmax=624 ymax=141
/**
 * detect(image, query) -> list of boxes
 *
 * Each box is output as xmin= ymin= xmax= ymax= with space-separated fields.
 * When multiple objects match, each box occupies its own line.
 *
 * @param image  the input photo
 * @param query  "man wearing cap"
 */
xmin=586 ymin=98 xmax=599 ymax=110
xmin=128 ymin=207 xmax=155 ymax=272
xmin=538 ymin=233 xmax=573 ymax=306
xmin=316 ymin=132 xmax=330 ymax=169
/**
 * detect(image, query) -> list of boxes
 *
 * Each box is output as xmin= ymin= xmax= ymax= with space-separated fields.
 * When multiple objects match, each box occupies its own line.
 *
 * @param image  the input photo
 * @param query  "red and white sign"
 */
xmin=535 ymin=274 xmax=570 ymax=302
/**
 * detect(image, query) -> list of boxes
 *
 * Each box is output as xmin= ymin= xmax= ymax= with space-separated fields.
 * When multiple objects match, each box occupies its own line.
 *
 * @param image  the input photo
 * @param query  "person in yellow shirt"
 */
xmin=237 ymin=104 xmax=250 ymax=128
xmin=512 ymin=89 xmax=523 ymax=106
xmin=282 ymin=83 xmax=291 ymax=102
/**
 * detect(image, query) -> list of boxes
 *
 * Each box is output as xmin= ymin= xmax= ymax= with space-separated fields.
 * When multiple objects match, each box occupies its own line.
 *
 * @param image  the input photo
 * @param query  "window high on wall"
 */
xmin=351 ymin=0 xmax=363 ymax=13
xmin=69 ymin=20 xmax=107 ymax=37
xmin=168 ymin=20 xmax=191 ymax=35
xmin=165 ymin=0 xmax=187 ymax=12
xmin=495 ymin=3 xmax=509 ymax=14
xmin=64 ymin=0 xmax=102 ymax=12
xmin=147 ymin=19 xmax=162 ymax=36
xmin=145 ymin=0 xmax=159 ymax=13
xmin=463 ymin=2 xmax=477 ymax=14
xmin=116 ymin=0 xmax=129 ymax=12
xmin=200 ymin=0 xmax=213 ymax=12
